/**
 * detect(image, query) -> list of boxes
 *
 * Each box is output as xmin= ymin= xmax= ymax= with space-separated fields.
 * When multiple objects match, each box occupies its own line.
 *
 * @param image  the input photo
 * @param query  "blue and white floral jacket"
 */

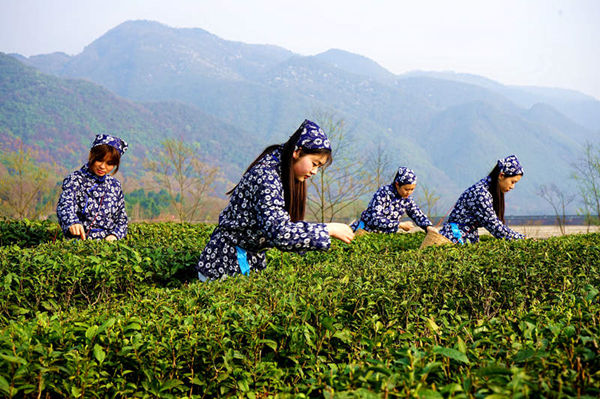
xmin=56 ymin=165 xmax=128 ymax=240
xmin=350 ymin=184 xmax=432 ymax=233
xmin=196 ymin=147 xmax=331 ymax=280
xmin=439 ymin=177 xmax=524 ymax=243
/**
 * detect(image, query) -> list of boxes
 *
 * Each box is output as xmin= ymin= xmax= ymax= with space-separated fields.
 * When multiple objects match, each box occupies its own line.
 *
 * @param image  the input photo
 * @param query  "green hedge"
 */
xmin=0 ymin=219 xmax=61 ymax=247
xmin=0 ymin=221 xmax=599 ymax=397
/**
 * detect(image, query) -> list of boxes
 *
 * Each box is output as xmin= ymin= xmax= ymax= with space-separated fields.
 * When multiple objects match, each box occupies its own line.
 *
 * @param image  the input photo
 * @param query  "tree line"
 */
xmin=1 ymin=116 xmax=599 ymax=228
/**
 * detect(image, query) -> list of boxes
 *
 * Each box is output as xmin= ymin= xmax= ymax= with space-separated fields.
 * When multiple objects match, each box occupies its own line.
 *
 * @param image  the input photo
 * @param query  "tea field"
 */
xmin=1 ymin=220 xmax=599 ymax=398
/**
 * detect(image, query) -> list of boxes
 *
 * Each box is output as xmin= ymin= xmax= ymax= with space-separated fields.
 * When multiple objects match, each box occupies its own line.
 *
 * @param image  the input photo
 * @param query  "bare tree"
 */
xmin=365 ymin=141 xmax=393 ymax=189
xmin=307 ymin=112 xmax=374 ymax=222
xmin=0 ymin=145 xmax=64 ymax=219
xmin=415 ymin=184 xmax=441 ymax=221
xmin=572 ymin=142 xmax=600 ymax=225
xmin=537 ymin=184 xmax=576 ymax=235
xmin=146 ymin=138 xmax=219 ymax=223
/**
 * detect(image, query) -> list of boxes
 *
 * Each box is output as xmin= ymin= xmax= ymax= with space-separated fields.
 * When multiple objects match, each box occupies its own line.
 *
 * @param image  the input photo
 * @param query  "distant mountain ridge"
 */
xmin=403 ymin=70 xmax=600 ymax=132
xmin=6 ymin=20 xmax=600 ymax=214
xmin=313 ymin=49 xmax=397 ymax=83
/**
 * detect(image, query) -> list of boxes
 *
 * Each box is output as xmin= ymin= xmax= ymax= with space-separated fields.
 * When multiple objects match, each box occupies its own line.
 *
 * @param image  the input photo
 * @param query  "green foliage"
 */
xmin=0 ymin=219 xmax=61 ymax=247
xmin=125 ymin=189 xmax=173 ymax=220
xmin=1 ymin=220 xmax=599 ymax=397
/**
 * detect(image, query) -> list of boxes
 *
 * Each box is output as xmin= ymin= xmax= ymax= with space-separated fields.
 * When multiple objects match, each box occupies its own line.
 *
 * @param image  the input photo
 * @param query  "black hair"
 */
xmin=227 ymin=126 xmax=332 ymax=222
xmin=488 ymin=164 xmax=523 ymax=223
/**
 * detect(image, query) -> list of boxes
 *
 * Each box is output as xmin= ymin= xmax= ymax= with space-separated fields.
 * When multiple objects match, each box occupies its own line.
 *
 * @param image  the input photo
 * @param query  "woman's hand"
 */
xmin=105 ymin=235 xmax=117 ymax=242
xmin=69 ymin=223 xmax=86 ymax=240
xmin=426 ymin=226 xmax=439 ymax=233
xmin=326 ymin=223 xmax=355 ymax=244
xmin=398 ymin=221 xmax=414 ymax=231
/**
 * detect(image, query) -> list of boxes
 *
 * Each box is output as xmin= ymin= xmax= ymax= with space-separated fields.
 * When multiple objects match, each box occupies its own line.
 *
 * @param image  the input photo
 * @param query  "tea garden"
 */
xmin=0 ymin=219 xmax=599 ymax=397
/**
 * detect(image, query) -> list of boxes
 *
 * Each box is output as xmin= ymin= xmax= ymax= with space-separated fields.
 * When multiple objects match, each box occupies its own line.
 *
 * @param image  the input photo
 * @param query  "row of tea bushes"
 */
xmin=1 ymin=220 xmax=599 ymax=396
xmin=2 ymin=226 xmax=598 ymax=324
xmin=2 ymin=278 xmax=598 ymax=397
xmin=0 ymin=219 xmax=215 ymax=249
xmin=0 ymin=219 xmax=61 ymax=248
xmin=0 ymin=223 xmax=217 ymax=320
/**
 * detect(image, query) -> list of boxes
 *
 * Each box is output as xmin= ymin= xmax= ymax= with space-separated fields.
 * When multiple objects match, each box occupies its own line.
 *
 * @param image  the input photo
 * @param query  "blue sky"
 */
xmin=1 ymin=0 xmax=599 ymax=99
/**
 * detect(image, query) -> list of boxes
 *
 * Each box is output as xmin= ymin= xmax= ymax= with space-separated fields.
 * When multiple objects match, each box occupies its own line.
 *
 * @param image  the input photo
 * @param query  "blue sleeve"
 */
xmin=361 ymin=187 xmax=399 ymax=233
xmin=405 ymin=198 xmax=433 ymax=231
xmin=56 ymin=174 xmax=81 ymax=233
xmin=473 ymin=192 xmax=524 ymax=240
xmin=109 ymin=184 xmax=128 ymax=239
xmin=254 ymin=171 xmax=331 ymax=252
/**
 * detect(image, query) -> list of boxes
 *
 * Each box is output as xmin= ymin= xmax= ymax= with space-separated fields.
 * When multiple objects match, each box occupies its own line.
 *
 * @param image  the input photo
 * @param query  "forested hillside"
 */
xmin=0 ymin=53 xmax=257 ymax=179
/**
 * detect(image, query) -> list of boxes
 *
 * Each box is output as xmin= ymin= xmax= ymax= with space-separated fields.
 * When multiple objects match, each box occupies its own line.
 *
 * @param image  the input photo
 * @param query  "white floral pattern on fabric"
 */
xmin=439 ymin=177 xmax=525 ymax=243
xmin=497 ymin=154 xmax=523 ymax=176
xmin=56 ymin=165 xmax=128 ymax=240
xmin=394 ymin=167 xmax=417 ymax=186
xmin=196 ymin=147 xmax=331 ymax=280
xmin=294 ymin=119 xmax=331 ymax=151
xmin=350 ymin=184 xmax=432 ymax=233
xmin=91 ymin=134 xmax=128 ymax=154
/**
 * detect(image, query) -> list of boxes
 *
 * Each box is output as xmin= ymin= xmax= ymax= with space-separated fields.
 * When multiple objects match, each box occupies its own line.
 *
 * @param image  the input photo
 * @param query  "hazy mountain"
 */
xmin=313 ymin=49 xmax=397 ymax=83
xmin=7 ymin=20 xmax=600 ymax=214
xmin=42 ymin=20 xmax=292 ymax=94
xmin=13 ymin=51 xmax=72 ymax=75
xmin=404 ymin=70 xmax=600 ymax=132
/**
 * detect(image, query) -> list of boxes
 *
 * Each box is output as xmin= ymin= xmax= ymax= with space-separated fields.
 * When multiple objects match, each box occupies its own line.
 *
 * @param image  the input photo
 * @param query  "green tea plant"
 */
xmin=0 ymin=219 xmax=61 ymax=247
xmin=0 ymin=220 xmax=599 ymax=397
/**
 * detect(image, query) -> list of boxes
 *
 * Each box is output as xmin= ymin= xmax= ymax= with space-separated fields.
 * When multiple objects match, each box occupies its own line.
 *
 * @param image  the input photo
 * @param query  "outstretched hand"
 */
xmin=398 ymin=221 xmax=414 ymax=232
xmin=326 ymin=223 xmax=355 ymax=244
xmin=69 ymin=223 xmax=86 ymax=240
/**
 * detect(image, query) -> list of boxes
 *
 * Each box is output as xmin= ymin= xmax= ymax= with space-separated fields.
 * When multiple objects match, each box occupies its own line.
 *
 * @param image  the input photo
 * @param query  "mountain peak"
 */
xmin=313 ymin=48 xmax=395 ymax=82
xmin=107 ymin=20 xmax=215 ymax=38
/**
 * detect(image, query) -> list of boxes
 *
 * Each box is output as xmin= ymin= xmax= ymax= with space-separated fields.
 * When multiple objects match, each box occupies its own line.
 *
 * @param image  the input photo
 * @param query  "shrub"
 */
xmin=1 ymin=221 xmax=599 ymax=397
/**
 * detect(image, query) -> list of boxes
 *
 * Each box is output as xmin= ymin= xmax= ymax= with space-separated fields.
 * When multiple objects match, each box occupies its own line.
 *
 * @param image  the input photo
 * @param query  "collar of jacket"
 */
xmin=80 ymin=164 xmax=106 ymax=183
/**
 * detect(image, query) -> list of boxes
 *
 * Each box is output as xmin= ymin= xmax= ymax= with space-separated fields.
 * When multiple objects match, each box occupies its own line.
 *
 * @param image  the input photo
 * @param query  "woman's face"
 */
xmin=498 ymin=173 xmax=522 ymax=193
xmin=395 ymin=182 xmax=416 ymax=198
xmin=90 ymin=155 xmax=116 ymax=177
xmin=292 ymin=151 xmax=329 ymax=182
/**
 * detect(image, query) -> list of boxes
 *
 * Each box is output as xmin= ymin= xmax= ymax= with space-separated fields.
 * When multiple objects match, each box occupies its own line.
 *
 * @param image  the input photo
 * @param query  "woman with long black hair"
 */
xmin=196 ymin=119 xmax=354 ymax=281
xmin=439 ymin=155 xmax=525 ymax=244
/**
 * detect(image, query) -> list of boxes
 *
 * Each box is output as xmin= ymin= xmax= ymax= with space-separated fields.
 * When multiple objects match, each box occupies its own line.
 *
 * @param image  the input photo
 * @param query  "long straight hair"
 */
xmin=488 ymin=165 xmax=523 ymax=223
xmin=227 ymin=126 xmax=332 ymax=222
xmin=488 ymin=165 xmax=505 ymax=223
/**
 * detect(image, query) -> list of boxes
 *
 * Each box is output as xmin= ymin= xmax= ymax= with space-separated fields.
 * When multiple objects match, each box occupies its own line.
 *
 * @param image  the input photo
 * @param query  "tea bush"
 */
xmin=0 ymin=219 xmax=61 ymax=247
xmin=0 ymin=221 xmax=599 ymax=397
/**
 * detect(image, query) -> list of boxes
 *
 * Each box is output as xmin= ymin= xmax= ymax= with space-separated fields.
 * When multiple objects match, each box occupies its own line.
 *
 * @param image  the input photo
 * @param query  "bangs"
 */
xmin=88 ymin=144 xmax=121 ymax=174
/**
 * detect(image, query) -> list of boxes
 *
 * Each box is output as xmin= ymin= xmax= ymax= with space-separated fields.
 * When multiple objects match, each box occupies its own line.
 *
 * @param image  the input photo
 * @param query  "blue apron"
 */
xmin=353 ymin=220 xmax=365 ymax=232
xmin=236 ymin=246 xmax=250 ymax=276
xmin=450 ymin=223 xmax=465 ymax=244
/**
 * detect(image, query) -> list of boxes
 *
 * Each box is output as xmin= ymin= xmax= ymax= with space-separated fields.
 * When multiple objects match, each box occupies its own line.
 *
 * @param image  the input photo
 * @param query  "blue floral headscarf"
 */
xmin=394 ymin=167 xmax=417 ymax=186
xmin=497 ymin=155 xmax=523 ymax=176
xmin=294 ymin=120 xmax=331 ymax=151
xmin=92 ymin=134 xmax=129 ymax=155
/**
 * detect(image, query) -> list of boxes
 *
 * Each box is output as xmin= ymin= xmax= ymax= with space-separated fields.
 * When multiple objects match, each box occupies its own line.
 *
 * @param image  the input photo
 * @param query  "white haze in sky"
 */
xmin=1 ymin=0 xmax=599 ymax=99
